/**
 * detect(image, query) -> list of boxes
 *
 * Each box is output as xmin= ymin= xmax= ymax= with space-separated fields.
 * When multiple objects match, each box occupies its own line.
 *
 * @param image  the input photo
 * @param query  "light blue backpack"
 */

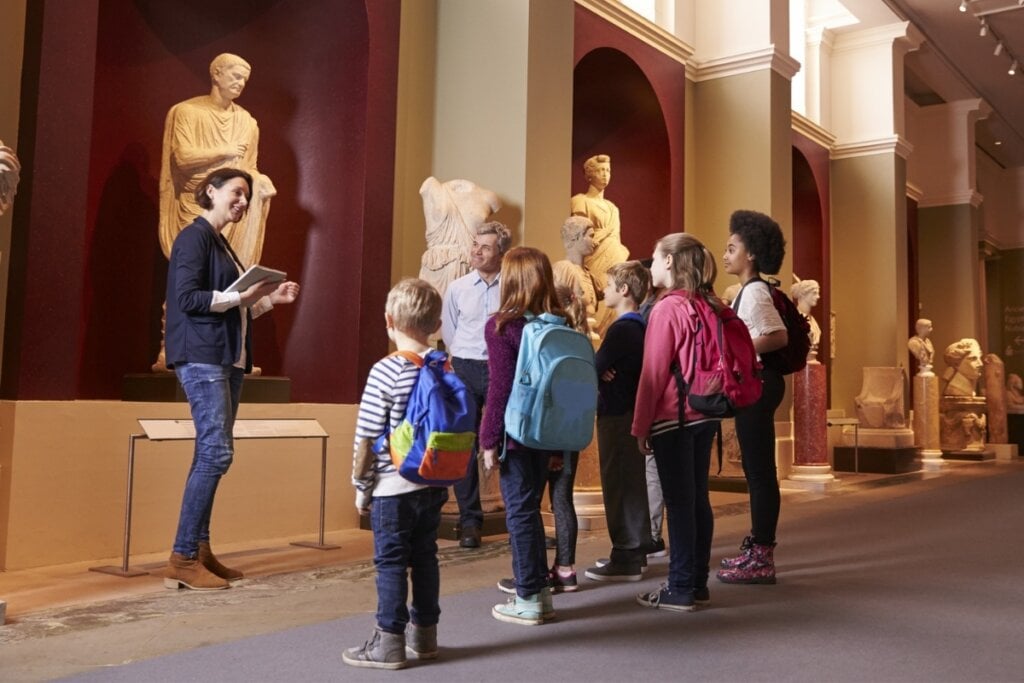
xmin=504 ymin=312 xmax=598 ymax=455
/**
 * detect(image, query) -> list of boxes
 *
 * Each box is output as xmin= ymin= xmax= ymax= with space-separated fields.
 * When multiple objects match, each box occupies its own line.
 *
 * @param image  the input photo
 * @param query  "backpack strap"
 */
xmin=389 ymin=349 xmax=453 ymax=372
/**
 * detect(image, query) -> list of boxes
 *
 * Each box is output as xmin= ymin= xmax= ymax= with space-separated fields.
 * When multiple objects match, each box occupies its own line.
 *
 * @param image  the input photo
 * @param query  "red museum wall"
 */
xmin=3 ymin=0 xmax=400 ymax=403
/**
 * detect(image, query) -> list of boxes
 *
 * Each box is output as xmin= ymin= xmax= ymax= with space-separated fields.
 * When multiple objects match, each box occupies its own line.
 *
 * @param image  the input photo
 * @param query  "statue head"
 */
xmin=560 ymin=216 xmax=596 ymax=259
xmin=583 ymin=154 xmax=611 ymax=191
xmin=915 ymin=318 xmax=933 ymax=339
xmin=209 ymin=53 xmax=252 ymax=101
xmin=790 ymin=278 xmax=820 ymax=314
xmin=943 ymin=338 xmax=983 ymax=384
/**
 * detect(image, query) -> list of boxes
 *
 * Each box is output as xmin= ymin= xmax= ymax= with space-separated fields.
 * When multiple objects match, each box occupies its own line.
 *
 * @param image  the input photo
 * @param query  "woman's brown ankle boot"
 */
xmin=198 ymin=541 xmax=244 ymax=581
xmin=164 ymin=552 xmax=230 ymax=590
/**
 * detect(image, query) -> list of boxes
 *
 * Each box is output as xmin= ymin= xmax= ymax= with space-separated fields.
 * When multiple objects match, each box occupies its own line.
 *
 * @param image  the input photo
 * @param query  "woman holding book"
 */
xmin=163 ymin=167 xmax=299 ymax=591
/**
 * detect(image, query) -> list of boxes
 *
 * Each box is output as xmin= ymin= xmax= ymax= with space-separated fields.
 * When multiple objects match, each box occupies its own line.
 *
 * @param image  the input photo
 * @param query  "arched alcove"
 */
xmin=572 ymin=48 xmax=670 ymax=258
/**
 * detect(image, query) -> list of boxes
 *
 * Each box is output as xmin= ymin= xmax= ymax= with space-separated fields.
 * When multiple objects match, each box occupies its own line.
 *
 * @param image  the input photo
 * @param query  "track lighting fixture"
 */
xmin=1010 ymin=60 xmax=1018 ymax=76
xmin=959 ymin=0 xmax=967 ymax=11
xmin=979 ymin=19 xmax=987 ymax=36
xmin=994 ymin=42 xmax=1004 ymax=56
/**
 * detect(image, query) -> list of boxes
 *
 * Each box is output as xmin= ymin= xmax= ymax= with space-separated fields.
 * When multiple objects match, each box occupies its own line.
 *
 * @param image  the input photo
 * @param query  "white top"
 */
xmin=733 ymin=281 xmax=785 ymax=359
xmin=441 ymin=270 xmax=501 ymax=360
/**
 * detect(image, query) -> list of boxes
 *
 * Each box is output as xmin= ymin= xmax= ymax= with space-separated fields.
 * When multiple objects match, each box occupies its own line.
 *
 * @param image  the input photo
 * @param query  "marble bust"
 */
xmin=790 ymin=277 xmax=821 ymax=360
xmin=552 ymin=216 xmax=600 ymax=339
xmin=1007 ymin=373 xmax=1024 ymax=414
xmin=942 ymin=338 xmax=983 ymax=397
xmin=571 ymin=154 xmax=629 ymax=299
xmin=419 ymin=176 xmax=501 ymax=299
xmin=907 ymin=318 xmax=935 ymax=372
xmin=0 ymin=139 xmax=20 ymax=215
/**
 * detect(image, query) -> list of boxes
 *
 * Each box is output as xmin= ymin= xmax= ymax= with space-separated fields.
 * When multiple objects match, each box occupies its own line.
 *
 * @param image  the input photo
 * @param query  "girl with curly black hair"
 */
xmin=717 ymin=209 xmax=788 ymax=585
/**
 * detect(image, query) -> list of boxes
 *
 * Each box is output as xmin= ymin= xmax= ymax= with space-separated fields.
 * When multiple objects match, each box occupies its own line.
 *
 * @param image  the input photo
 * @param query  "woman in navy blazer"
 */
xmin=164 ymin=168 xmax=300 ymax=591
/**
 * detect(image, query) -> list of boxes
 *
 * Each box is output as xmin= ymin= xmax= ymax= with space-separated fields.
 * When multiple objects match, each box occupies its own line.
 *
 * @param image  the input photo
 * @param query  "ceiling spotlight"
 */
xmin=1010 ymin=60 xmax=1018 ymax=76
xmin=959 ymin=0 xmax=967 ymax=11
xmin=994 ymin=42 xmax=1004 ymax=56
xmin=995 ymin=141 xmax=1003 ymax=146
xmin=979 ymin=19 xmax=987 ymax=36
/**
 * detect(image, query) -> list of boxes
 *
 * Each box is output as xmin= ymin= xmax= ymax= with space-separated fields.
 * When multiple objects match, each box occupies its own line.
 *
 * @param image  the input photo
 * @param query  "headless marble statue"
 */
xmin=418 ymin=177 xmax=501 ymax=300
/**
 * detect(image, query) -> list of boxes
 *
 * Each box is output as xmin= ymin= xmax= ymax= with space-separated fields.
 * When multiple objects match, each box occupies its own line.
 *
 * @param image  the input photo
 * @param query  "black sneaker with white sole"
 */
xmin=584 ymin=562 xmax=643 ymax=582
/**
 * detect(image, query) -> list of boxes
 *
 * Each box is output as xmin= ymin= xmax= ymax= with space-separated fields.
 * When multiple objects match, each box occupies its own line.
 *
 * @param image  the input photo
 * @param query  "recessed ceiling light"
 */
xmin=995 ymin=141 xmax=1002 ymax=146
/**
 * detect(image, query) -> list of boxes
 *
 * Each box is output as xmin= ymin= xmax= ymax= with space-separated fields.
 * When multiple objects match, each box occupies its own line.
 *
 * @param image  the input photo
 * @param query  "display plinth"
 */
xmin=834 ymin=446 xmax=919 ymax=474
xmin=122 ymin=373 xmax=291 ymax=403
xmin=942 ymin=449 xmax=995 ymax=462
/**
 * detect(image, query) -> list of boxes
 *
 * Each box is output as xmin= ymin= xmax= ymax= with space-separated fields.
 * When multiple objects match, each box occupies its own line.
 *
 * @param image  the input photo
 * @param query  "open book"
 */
xmin=225 ymin=265 xmax=287 ymax=294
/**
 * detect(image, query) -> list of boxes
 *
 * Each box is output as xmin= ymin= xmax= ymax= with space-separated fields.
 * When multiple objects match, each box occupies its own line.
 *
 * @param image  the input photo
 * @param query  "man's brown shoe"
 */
xmin=164 ymin=552 xmax=230 ymax=590
xmin=198 ymin=541 xmax=244 ymax=581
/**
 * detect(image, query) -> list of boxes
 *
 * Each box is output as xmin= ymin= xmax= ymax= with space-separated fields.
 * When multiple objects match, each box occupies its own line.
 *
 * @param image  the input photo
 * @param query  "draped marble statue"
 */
xmin=418 ymin=177 xmax=501 ymax=300
xmin=153 ymin=53 xmax=276 ymax=372
xmin=0 ymin=139 xmax=20 ymax=215
xmin=552 ymin=216 xmax=599 ymax=340
xmin=571 ymin=154 xmax=628 ymax=334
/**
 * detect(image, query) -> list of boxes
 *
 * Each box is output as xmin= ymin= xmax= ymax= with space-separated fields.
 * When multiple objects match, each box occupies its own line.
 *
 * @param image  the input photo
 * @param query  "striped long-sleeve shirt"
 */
xmin=351 ymin=352 xmax=430 ymax=504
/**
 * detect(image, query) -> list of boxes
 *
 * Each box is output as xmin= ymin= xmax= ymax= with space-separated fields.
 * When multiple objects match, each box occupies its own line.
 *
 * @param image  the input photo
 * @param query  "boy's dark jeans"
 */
xmin=372 ymin=487 xmax=448 ymax=634
xmin=597 ymin=411 xmax=649 ymax=566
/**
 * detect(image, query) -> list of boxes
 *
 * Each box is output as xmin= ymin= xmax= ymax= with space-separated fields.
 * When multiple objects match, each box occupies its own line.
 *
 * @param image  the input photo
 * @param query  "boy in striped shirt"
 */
xmin=344 ymin=278 xmax=448 ymax=670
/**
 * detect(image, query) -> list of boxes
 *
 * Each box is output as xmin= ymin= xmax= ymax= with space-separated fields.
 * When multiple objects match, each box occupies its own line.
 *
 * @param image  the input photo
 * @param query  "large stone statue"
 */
xmin=571 ymin=154 xmax=628 ymax=333
xmin=790 ymin=277 xmax=821 ymax=360
xmin=0 ymin=139 xmax=20 ymax=215
xmin=907 ymin=318 xmax=935 ymax=372
xmin=153 ymin=53 xmax=276 ymax=372
xmin=552 ymin=216 xmax=599 ymax=340
xmin=854 ymin=367 xmax=907 ymax=429
xmin=418 ymin=177 xmax=501 ymax=300
xmin=942 ymin=338 xmax=983 ymax=397
xmin=982 ymin=353 xmax=1008 ymax=444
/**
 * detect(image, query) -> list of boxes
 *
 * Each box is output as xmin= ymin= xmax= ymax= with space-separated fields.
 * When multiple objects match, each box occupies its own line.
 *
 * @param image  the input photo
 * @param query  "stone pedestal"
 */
xmin=913 ymin=371 xmax=944 ymax=471
xmin=572 ymin=438 xmax=606 ymax=531
xmin=788 ymin=361 xmax=838 ymax=491
xmin=940 ymin=395 xmax=987 ymax=453
xmin=834 ymin=446 xmax=919 ymax=473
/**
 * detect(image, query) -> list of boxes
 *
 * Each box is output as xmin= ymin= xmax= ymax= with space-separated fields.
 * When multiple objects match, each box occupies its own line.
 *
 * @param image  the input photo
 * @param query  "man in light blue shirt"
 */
xmin=441 ymin=221 xmax=511 ymax=548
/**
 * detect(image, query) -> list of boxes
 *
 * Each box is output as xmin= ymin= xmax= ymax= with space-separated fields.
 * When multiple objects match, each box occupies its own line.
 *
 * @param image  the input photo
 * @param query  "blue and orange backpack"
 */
xmin=376 ymin=350 xmax=478 ymax=486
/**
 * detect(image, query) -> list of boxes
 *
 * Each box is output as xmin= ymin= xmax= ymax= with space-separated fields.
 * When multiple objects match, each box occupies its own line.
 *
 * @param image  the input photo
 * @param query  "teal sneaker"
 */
xmin=492 ymin=592 xmax=545 ymax=625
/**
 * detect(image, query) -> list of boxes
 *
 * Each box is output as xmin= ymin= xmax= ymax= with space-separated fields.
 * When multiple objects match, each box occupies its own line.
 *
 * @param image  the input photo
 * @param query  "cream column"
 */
xmin=689 ymin=0 xmax=799 ymax=474
xmin=829 ymin=22 xmax=921 ymax=420
xmin=906 ymin=98 xmax=990 ymax=357
xmin=432 ymin=0 xmax=573 ymax=257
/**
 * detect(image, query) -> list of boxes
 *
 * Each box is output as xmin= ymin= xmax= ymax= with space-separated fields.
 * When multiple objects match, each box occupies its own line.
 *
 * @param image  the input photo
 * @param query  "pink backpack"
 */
xmin=668 ymin=291 xmax=762 ymax=419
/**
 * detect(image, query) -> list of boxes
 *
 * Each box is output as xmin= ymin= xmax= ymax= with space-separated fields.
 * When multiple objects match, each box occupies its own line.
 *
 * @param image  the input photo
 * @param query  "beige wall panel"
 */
xmin=917 ymin=203 xmax=981 ymax=356
xmin=1 ymin=401 xmax=358 ymax=570
xmin=391 ymin=0 xmax=439 ymax=283
xmin=831 ymin=153 xmax=909 ymax=417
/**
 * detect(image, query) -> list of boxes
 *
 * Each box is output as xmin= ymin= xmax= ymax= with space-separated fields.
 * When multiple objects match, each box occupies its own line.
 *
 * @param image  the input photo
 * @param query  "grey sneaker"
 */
xmin=343 ymin=628 xmax=407 ymax=669
xmin=585 ymin=562 xmax=643 ymax=582
xmin=405 ymin=623 xmax=437 ymax=660
xmin=635 ymin=584 xmax=696 ymax=612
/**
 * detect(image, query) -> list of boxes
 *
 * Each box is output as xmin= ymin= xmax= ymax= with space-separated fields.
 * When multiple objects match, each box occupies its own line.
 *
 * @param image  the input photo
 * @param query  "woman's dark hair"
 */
xmin=729 ymin=209 xmax=785 ymax=275
xmin=195 ymin=168 xmax=253 ymax=210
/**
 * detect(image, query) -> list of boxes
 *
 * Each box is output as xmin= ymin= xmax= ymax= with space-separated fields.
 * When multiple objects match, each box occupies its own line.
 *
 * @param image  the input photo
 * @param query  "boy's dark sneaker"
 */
xmin=584 ymin=562 xmax=643 ymax=582
xmin=645 ymin=538 xmax=667 ymax=558
xmin=635 ymin=584 xmax=696 ymax=612
xmin=594 ymin=556 xmax=648 ymax=572
xmin=497 ymin=577 xmax=516 ymax=594
xmin=694 ymin=586 xmax=710 ymax=604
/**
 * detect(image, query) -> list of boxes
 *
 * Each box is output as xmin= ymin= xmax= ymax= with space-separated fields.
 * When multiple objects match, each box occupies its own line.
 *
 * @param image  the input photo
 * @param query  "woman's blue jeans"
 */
xmin=500 ymin=447 xmax=551 ymax=598
xmin=172 ymin=363 xmax=244 ymax=557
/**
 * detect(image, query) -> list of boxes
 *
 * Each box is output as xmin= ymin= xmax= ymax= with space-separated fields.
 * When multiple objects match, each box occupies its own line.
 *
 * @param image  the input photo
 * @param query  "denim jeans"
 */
xmin=597 ymin=412 xmax=649 ymax=565
xmin=500 ymin=446 xmax=551 ymax=598
xmin=451 ymin=357 xmax=486 ymax=531
xmin=651 ymin=421 xmax=716 ymax=595
xmin=372 ymin=487 xmax=448 ymax=634
xmin=545 ymin=451 xmax=579 ymax=567
xmin=172 ymin=363 xmax=244 ymax=557
xmin=734 ymin=366 xmax=785 ymax=545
